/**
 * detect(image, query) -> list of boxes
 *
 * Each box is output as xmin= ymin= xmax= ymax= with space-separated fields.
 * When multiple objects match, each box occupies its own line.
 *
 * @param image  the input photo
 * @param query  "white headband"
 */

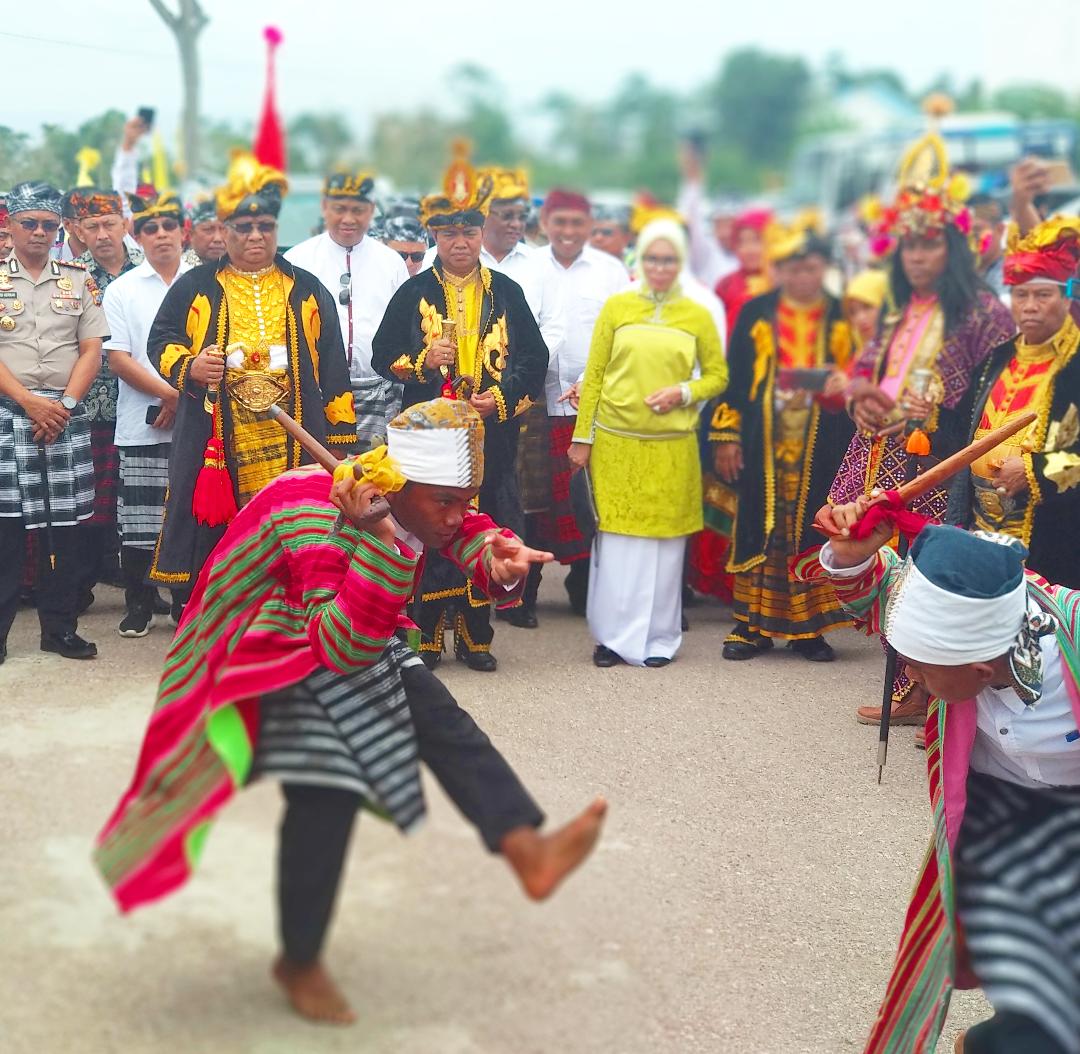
xmin=885 ymin=561 xmax=1027 ymax=666
xmin=387 ymin=427 xmax=478 ymax=488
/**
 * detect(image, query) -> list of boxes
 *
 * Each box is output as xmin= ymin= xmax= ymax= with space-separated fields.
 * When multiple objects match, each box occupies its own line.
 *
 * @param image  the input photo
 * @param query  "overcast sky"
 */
xmin=4 ymin=0 xmax=1079 ymax=143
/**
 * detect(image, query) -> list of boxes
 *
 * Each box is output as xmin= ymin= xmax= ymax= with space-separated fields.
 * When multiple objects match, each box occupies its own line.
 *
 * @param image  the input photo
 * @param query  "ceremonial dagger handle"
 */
xmin=265 ymin=404 xmax=391 ymax=528
xmin=813 ymin=411 xmax=1038 ymax=538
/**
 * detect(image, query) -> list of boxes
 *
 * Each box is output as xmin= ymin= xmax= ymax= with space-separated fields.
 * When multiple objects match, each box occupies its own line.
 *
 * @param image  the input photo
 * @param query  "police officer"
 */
xmin=0 ymin=181 xmax=110 ymax=662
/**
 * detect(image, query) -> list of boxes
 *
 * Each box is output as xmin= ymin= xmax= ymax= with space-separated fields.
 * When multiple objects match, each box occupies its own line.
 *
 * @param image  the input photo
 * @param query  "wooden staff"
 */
xmin=812 ymin=411 xmax=1038 ymax=538
xmin=265 ymin=404 xmax=391 ymax=528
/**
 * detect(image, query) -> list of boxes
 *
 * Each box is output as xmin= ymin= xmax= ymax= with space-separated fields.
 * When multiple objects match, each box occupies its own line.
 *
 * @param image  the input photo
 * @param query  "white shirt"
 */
xmin=423 ymin=241 xmax=567 ymax=362
xmin=676 ymin=178 xmax=739 ymax=289
xmin=539 ymin=244 xmax=630 ymax=415
xmin=285 ymin=232 xmax=408 ymax=382
xmin=103 ymin=258 xmax=192 ymax=446
xmin=820 ymin=544 xmax=1080 ymax=789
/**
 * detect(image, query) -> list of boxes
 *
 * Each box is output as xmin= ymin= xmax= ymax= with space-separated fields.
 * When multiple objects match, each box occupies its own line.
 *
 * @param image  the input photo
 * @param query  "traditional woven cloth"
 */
xmin=731 ymin=464 xmax=851 ymax=639
xmin=94 ymin=467 xmax=512 ymax=912
xmin=352 ymin=374 xmax=403 ymax=451
xmin=117 ymin=444 xmax=170 ymax=550
xmin=0 ymin=393 xmax=94 ymax=528
xmin=88 ymin=421 xmax=119 ymax=526
xmin=955 ymin=770 xmax=1080 ymax=1054
xmin=533 ymin=417 xmax=590 ymax=563
xmin=252 ymin=638 xmax=426 ymax=827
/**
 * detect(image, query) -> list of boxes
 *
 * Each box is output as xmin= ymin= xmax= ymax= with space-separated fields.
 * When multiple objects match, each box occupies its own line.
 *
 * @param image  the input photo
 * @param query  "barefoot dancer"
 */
xmin=95 ymin=397 xmax=606 ymax=1025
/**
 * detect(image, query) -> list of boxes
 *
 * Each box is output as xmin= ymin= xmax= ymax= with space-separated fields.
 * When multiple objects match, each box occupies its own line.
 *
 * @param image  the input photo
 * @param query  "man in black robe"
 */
xmin=371 ymin=158 xmax=548 ymax=670
xmin=148 ymin=154 xmax=357 ymax=592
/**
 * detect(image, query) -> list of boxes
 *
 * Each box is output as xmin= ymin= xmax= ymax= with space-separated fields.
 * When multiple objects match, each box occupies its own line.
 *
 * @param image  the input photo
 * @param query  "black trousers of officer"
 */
xmin=276 ymin=661 xmax=544 ymax=964
xmin=0 ymin=518 xmax=81 ymax=644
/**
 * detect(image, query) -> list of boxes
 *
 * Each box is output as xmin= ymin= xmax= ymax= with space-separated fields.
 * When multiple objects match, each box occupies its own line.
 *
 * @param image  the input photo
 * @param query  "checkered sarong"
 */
xmin=118 ymin=444 xmax=171 ymax=550
xmin=0 ymin=392 xmax=95 ymax=529
xmin=353 ymin=375 xmax=403 ymax=451
xmin=89 ymin=421 xmax=119 ymax=527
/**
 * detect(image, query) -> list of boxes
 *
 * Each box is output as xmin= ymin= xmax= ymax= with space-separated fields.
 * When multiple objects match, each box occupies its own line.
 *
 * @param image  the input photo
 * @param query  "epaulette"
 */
xmin=57 ymin=259 xmax=88 ymax=269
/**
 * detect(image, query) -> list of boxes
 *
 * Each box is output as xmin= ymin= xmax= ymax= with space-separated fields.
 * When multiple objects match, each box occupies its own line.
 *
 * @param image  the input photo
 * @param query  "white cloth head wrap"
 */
xmin=387 ymin=398 xmax=485 ymax=488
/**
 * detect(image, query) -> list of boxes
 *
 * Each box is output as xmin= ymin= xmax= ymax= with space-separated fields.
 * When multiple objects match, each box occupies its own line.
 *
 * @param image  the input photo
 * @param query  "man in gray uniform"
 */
xmin=0 ymin=181 xmax=110 ymax=662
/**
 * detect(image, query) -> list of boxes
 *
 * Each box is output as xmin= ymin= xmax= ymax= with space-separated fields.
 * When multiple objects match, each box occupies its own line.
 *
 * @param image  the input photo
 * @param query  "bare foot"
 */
xmin=501 ymin=797 xmax=608 ymax=901
xmin=272 ymin=956 xmax=357 ymax=1026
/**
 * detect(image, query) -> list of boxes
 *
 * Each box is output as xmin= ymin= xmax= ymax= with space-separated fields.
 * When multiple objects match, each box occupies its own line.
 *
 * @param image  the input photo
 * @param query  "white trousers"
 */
xmin=587 ymin=532 xmax=685 ymax=666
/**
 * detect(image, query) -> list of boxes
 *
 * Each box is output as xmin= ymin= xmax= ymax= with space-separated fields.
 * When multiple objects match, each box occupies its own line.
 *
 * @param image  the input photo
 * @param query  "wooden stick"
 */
xmin=813 ymin=411 xmax=1038 ymax=538
xmin=265 ymin=404 xmax=388 ymax=529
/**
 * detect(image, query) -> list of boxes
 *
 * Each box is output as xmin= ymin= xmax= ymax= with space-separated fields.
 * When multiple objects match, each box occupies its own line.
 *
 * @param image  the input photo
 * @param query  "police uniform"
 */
xmin=0 ymin=252 xmax=110 ymax=654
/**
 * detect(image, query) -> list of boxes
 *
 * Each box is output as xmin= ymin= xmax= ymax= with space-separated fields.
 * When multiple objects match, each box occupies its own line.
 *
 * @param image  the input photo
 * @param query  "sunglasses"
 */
xmin=492 ymin=210 xmax=528 ymax=223
xmin=339 ymin=271 xmax=351 ymax=306
xmin=227 ymin=220 xmax=277 ymax=236
xmin=140 ymin=218 xmax=180 ymax=235
xmin=593 ymin=226 xmax=618 ymax=238
xmin=18 ymin=219 xmax=60 ymax=233
xmin=642 ymin=255 xmax=680 ymax=269
xmin=397 ymin=250 xmax=426 ymax=264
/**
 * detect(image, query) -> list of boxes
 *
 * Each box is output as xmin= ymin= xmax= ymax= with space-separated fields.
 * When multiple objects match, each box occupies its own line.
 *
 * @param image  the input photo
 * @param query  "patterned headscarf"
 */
xmin=7 ymin=181 xmax=63 ymax=217
xmin=128 ymin=190 xmax=185 ymax=235
xmin=381 ymin=215 xmax=430 ymax=246
xmin=215 ymin=152 xmax=288 ymax=222
xmin=62 ymin=188 xmax=124 ymax=220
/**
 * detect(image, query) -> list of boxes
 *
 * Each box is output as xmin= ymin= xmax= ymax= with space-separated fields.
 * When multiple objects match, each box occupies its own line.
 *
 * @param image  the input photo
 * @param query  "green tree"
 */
xmin=991 ymin=83 xmax=1072 ymax=120
xmin=287 ymin=113 xmax=355 ymax=174
xmin=708 ymin=48 xmax=811 ymax=169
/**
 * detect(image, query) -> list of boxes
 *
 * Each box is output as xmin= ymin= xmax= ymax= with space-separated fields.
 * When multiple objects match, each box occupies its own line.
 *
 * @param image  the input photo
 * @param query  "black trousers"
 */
xmin=277 ymin=660 xmax=544 ymax=964
xmin=121 ymin=546 xmax=157 ymax=613
xmin=964 ymin=1011 xmax=1069 ymax=1054
xmin=0 ymin=518 xmax=82 ymax=642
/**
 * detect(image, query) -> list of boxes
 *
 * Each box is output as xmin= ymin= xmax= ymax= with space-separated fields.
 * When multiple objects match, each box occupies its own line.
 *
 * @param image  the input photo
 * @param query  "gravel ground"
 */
xmin=1 ymin=568 xmax=988 ymax=1053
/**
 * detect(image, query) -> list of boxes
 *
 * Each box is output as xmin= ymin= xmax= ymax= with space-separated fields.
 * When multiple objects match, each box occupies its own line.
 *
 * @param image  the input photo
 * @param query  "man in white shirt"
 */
xmin=818 ymin=502 xmax=1080 ymax=1054
xmin=103 ymin=193 xmax=192 ymax=637
xmin=675 ymin=142 xmax=739 ymax=289
xmin=509 ymin=189 xmax=629 ymax=625
xmin=284 ymin=171 xmax=409 ymax=448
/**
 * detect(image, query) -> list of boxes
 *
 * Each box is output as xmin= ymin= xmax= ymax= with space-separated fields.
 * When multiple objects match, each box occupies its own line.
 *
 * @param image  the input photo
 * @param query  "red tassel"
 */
xmin=253 ymin=26 xmax=286 ymax=171
xmin=192 ymin=435 xmax=238 ymax=526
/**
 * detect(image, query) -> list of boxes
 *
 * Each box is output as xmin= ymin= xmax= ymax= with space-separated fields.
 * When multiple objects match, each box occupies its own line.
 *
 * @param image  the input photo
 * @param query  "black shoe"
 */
xmin=151 ymin=591 xmax=171 ymax=616
xmin=118 ymin=608 xmax=154 ymax=638
xmin=496 ymin=606 xmax=539 ymax=629
xmin=40 ymin=631 xmax=97 ymax=660
xmin=419 ymin=650 xmax=442 ymax=670
xmin=788 ymin=637 xmax=836 ymax=662
xmin=644 ymin=656 xmax=671 ymax=668
xmin=722 ymin=628 xmax=774 ymax=661
xmin=455 ymin=640 xmax=497 ymax=672
xmin=592 ymin=644 xmax=623 ymax=667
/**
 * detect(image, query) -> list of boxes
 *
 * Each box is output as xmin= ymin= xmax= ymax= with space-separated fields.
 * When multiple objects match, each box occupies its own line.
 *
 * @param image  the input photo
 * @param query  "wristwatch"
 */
xmin=59 ymin=394 xmax=77 ymax=411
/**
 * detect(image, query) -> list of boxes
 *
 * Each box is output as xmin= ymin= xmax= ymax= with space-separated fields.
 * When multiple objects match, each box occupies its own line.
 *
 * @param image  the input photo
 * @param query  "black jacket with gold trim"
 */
xmin=707 ymin=289 xmax=854 ymax=573
xmin=148 ymin=254 xmax=357 ymax=585
xmin=947 ymin=325 xmax=1080 ymax=588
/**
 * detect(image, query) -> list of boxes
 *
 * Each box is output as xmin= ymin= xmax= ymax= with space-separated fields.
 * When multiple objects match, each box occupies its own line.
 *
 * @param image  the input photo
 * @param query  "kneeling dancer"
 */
xmin=812 ymin=501 xmax=1080 ymax=1054
xmin=94 ymin=397 xmax=606 ymax=1026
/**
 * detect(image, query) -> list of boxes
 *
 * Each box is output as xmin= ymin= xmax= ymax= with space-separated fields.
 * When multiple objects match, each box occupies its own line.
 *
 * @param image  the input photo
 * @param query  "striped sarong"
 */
xmin=731 ymin=462 xmax=851 ymax=640
xmin=118 ymin=444 xmax=171 ymax=551
xmin=352 ymin=374 xmax=402 ymax=451
xmin=955 ymin=770 xmax=1080 ymax=1054
xmin=0 ymin=391 xmax=94 ymax=529
xmin=251 ymin=636 xmax=426 ymax=831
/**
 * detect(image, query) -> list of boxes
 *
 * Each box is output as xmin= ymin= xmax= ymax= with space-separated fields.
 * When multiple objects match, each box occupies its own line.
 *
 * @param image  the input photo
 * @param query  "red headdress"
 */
xmin=1003 ymin=216 xmax=1080 ymax=286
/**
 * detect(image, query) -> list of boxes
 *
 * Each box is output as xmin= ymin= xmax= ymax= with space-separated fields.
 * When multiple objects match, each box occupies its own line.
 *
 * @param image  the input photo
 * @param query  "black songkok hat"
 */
xmin=324 ymin=171 xmax=375 ymax=201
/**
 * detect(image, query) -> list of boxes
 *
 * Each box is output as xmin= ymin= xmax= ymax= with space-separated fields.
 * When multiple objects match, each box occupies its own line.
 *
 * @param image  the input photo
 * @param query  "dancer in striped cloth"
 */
xmin=95 ymin=396 xmax=606 ymax=1027
xmin=808 ymin=502 xmax=1080 ymax=1054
